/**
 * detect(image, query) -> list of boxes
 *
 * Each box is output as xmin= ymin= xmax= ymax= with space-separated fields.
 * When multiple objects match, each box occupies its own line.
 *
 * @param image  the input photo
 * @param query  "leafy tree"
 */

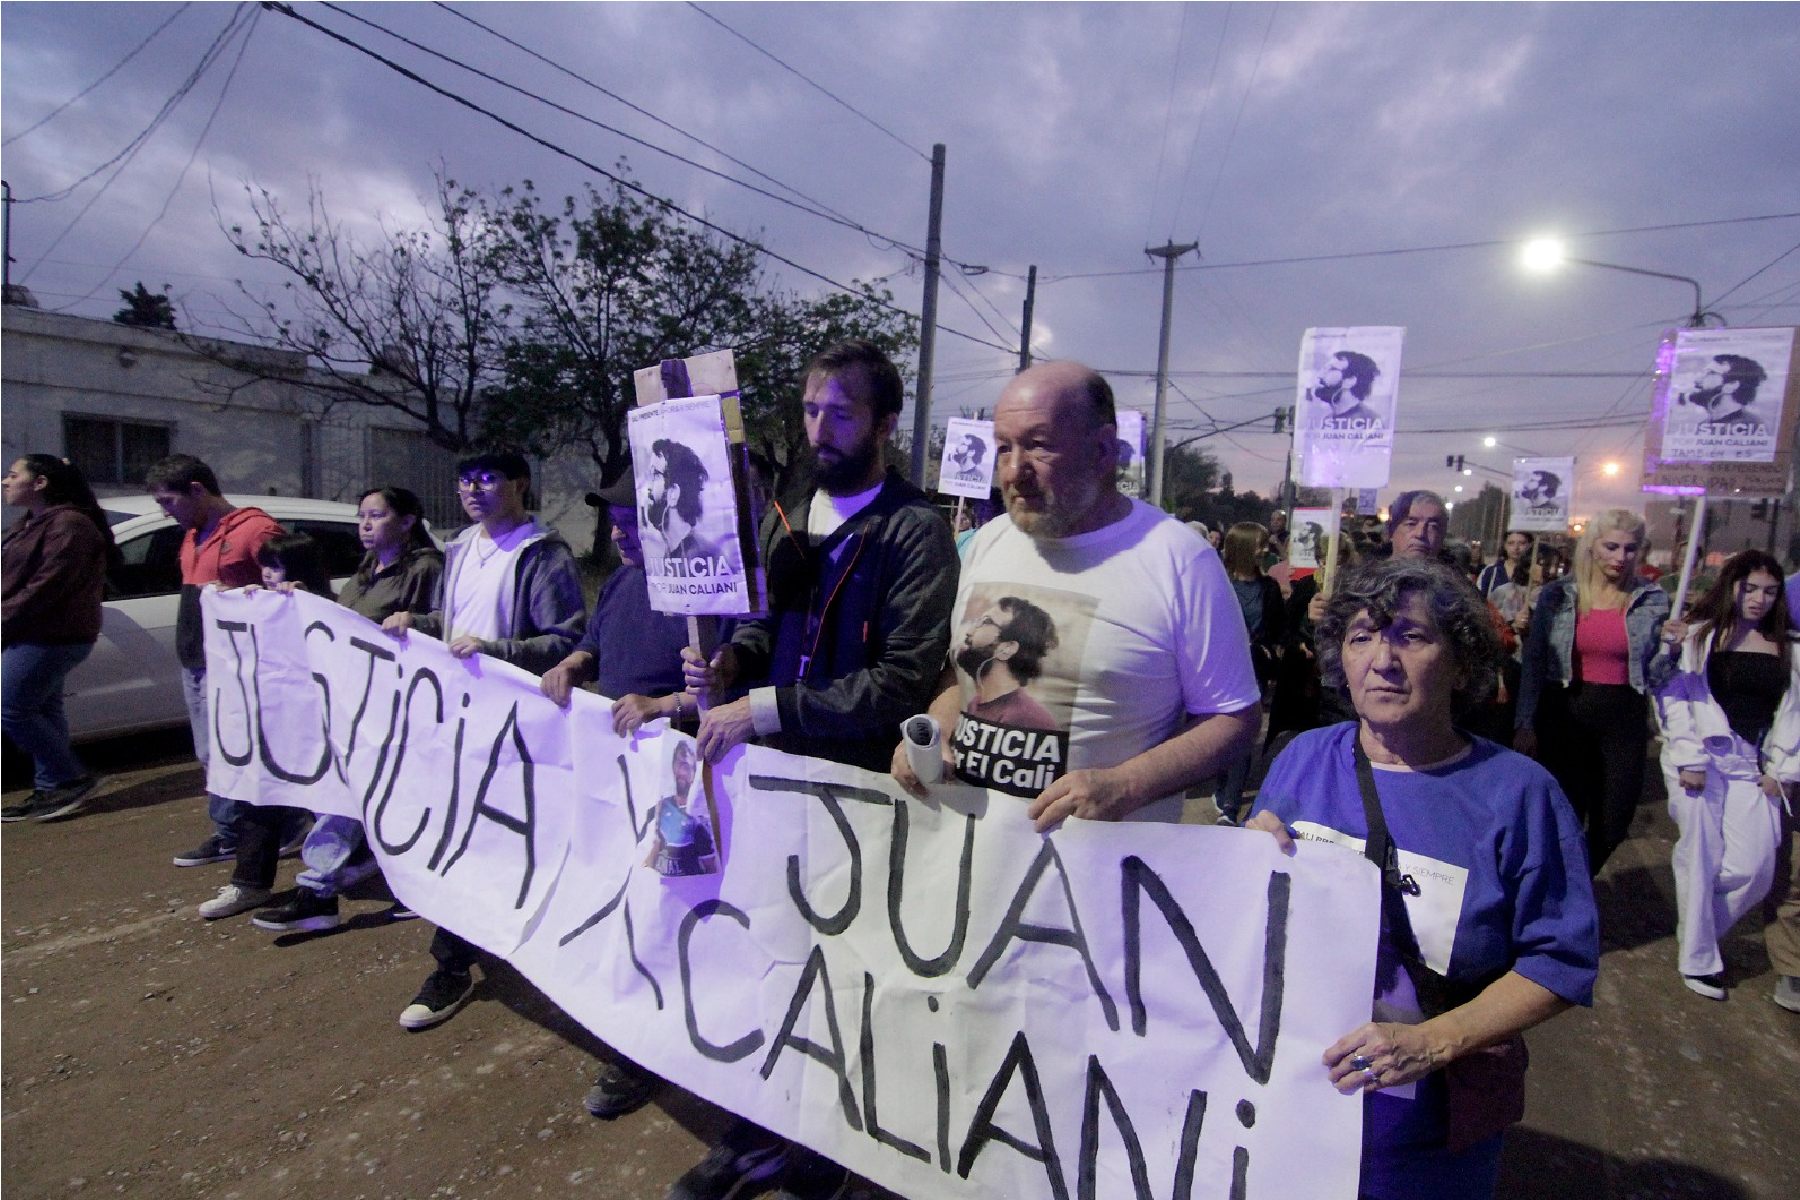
xmin=207 ymin=175 xmax=508 ymax=452
xmin=481 ymin=179 xmax=913 ymax=494
xmin=113 ymin=282 xmax=175 ymax=329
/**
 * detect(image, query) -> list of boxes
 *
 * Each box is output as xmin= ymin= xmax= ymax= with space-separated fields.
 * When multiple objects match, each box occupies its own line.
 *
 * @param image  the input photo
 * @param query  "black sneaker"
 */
xmin=35 ymin=776 xmax=99 ymax=823
xmin=771 ymin=1151 xmax=850 ymax=1200
xmin=252 ymin=891 xmax=342 ymax=933
xmin=398 ymin=969 xmax=474 ymax=1030
xmin=2 ymin=790 xmax=53 ymax=823
xmin=668 ymin=1131 xmax=793 ymax=1200
xmin=584 ymin=1058 xmax=656 ymax=1119
xmin=172 ymin=834 xmax=237 ymax=867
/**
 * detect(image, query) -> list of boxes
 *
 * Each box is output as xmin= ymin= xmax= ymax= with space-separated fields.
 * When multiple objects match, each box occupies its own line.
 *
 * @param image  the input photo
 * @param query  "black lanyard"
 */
xmin=1349 ymin=732 xmax=1496 ymax=1016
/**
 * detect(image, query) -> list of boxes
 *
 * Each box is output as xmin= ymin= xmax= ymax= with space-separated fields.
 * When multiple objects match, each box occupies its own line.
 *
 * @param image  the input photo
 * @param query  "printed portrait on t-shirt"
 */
xmin=949 ymin=582 xmax=1097 ymax=797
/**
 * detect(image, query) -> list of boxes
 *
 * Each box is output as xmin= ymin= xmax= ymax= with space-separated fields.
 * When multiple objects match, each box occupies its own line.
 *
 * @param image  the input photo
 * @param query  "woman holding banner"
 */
xmin=1654 ymin=550 xmax=1797 ymax=1001
xmin=1248 ymin=557 xmax=1598 ymax=1200
xmin=1515 ymin=509 xmax=1673 ymax=875
xmin=244 ymin=487 xmax=444 ymax=933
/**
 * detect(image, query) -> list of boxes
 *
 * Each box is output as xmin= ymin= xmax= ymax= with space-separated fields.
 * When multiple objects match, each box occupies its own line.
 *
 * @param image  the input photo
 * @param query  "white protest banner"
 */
xmin=1116 ymin=410 xmax=1148 ymax=499
xmin=1659 ymin=327 xmax=1794 ymax=464
xmin=938 ymin=418 xmax=997 ymax=499
xmin=1509 ymin=458 xmax=1574 ymax=533
xmin=1296 ymin=327 xmax=1405 ymax=489
xmin=627 ymin=395 xmax=755 ymax=616
xmin=203 ymin=589 xmax=1379 ymax=1200
xmin=1288 ymin=507 xmax=1338 ymax=571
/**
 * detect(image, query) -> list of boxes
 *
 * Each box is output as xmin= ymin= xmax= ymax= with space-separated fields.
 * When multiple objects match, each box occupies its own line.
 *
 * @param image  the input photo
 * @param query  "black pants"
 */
xmin=431 ymin=926 xmax=478 ymax=975
xmin=230 ymin=804 xmax=308 ymax=890
xmin=1537 ymin=681 xmax=1648 ymax=875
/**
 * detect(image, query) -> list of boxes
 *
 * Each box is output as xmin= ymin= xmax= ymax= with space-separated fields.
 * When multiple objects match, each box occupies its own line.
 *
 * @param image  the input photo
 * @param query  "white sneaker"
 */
xmin=198 ymin=884 xmax=273 ymax=920
xmin=1775 ymin=976 xmax=1800 ymax=1014
xmin=1682 ymin=972 xmax=1727 ymax=1001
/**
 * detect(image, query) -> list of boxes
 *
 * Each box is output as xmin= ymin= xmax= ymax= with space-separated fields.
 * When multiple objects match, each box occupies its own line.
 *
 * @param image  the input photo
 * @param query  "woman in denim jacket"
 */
xmin=1516 ymin=509 xmax=1674 ymax=875
xmin=1654 ymin=550 xmax=1798 ymax=1001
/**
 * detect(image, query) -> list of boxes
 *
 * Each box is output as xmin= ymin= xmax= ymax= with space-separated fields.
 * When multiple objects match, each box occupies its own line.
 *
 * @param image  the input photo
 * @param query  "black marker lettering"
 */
xmin=759 ymin=945 xmax=862 ymax=1132
xmin=955 ymin=1031 xmax=1068 ymax=1200
xmin=441 ymin=704 xmax=538 ymax=907
xmin=968 ymin=841 xmax=1119 ymax=1032
xmin=859 ymin=971 xmax=929 ymax=1161
xmin=1122 ymin=860 xmax=1289 ymax=1085
xmin=677 ymin=899 xmax=764 ymax=1062
xmin=888 ymin=802 xmax=975 ymax=977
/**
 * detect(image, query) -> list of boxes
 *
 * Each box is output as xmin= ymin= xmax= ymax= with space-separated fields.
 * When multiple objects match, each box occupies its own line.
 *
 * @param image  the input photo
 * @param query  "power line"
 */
xmin=21 ymin=4 xmax=256 ymax=285
xmin=1042 ymin=212 xmax=1800 ymax=282
xmin=1190 ymin=1 xmax=1277 ymax=238
xmin=1169 ymin=1 xmax=1230 ymax=237
xmin=54 ymin=9 xmax=260 ymax=313
xmin=3 ymin=3 xmax=194 ymax=148
xmin=1711 ymin=237 xmax=1800 ymax=308
xmin=16 ymin=3 xmax=252 ymax=206
xmin=263 ymin=2 xmax=1013 ymax=354
xmin=685 ymin=3 xmax=929 ymax=162
xmin=435 ymin=2 xmax=867 ymax=228
xmin=323 ymin=3 xmax=931 ymax=259
xmin=1143 ymin=3 xmax=1192 ymax=246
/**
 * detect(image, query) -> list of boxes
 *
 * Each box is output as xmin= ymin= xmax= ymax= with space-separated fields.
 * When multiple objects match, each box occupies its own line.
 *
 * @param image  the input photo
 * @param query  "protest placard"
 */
xmin=1116 ymin=410 xmax=1147 ymax=499
xmin=202 ymin=588 xmax=1379 ymax=1200
xmin=1288 ymin=506 xmax=1339 ymax=571
xmin=627 ymin=395 xmax=759 ymax=616
xmin=938 ymin=418 xmax=997 ymax=500
xmin=1296 ymin=327 xmax=1405 ymax=489
xmin=1644 ymin=327 xmax=1800 ymax=497
xmin=1509 ymin=457 xmax=1574 ymax=533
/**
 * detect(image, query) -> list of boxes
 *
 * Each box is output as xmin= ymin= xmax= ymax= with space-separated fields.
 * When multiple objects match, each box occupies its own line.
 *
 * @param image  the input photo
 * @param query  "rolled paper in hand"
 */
xmin=902 ymin=715 xmax=943 ymax=784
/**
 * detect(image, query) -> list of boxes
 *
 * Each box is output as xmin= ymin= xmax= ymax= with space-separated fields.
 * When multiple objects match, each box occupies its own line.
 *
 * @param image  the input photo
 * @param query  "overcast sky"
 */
xmin=6 ymin=1 xmax=1799 ymax=517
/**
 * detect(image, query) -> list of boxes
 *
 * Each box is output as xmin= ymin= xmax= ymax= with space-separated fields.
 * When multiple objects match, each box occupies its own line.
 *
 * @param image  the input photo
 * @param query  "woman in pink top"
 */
xmin=1516 ymin=510 xmax=1674 ymax=875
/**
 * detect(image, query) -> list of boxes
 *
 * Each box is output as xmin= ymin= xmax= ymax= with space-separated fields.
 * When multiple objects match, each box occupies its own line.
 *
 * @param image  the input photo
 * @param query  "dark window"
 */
xmin=288 ymin=520 xmax=367 ymax=578
xmin=64 ymin=416 xmax=171 ymax=486
xmin=108 ymin=525 xmax=185 ymax=600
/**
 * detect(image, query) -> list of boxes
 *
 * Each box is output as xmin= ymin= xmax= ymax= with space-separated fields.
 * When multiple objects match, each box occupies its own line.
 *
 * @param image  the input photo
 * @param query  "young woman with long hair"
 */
xmin=1516 ymin=509 xmax=1674 ymax=875
xmin=1655 ymin=549 xmax=1798 ymax=1000
xmin=2 ymin=454 xmax=119 ymax=823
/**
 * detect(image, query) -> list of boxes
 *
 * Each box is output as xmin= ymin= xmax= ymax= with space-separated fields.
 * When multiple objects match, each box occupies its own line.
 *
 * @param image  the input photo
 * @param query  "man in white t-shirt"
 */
xmin=380 ymin=451 xmax=586 ymax=1032
xmin=895 ymin=359 xmax=1261 ymax=828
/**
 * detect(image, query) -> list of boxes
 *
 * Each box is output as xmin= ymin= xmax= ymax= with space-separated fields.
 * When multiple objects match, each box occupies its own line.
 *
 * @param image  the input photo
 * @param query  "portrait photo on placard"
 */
xmin=1660 ymin=327 xmax=1794 ymax=464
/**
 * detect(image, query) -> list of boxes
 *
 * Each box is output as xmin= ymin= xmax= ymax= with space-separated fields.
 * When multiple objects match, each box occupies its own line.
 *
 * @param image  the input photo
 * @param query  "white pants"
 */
xmin=1664 ymin=744 xmax=1783 ymax=977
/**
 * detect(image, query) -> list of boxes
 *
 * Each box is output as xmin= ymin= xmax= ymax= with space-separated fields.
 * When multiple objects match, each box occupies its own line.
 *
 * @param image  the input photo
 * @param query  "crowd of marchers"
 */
xmin=5 ymin=341 xmax=1799 ymax=1200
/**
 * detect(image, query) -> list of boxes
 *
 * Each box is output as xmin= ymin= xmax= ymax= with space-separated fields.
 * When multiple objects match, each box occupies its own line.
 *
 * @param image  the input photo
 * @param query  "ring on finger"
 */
xmin=1349 ymin=1055 xmax=1372 ymax=1071
xmin=1364 ymin=1067 xmax=1380 ymax=1087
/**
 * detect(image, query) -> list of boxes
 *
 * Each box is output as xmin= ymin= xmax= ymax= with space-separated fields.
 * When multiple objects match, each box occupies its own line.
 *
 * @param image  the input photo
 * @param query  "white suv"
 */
xmin=68 ymin=496 xmax=369 ymax=742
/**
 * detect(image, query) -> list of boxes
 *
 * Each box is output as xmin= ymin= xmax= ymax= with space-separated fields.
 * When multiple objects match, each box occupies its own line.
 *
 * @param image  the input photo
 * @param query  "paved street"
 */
xmin=3 ymin=731 xmax=1796 ymax=1200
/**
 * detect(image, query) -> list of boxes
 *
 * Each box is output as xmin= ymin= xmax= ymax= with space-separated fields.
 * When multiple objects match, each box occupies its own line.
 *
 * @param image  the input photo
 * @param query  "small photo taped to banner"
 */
xmin=643 ymin=731 xmax=720 ymax=878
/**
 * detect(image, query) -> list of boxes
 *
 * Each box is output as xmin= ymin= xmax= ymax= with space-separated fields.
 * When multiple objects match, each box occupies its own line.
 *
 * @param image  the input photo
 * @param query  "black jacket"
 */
xmin=728 ymin=470 xmax=958 ymax=772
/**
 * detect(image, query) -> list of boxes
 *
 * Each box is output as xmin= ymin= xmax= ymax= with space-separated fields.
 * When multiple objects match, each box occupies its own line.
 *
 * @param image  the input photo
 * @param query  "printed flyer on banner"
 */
xmin=1288 ymin=506 xmax=1339 ymax=571
xmin=1660 ymin=327 xmax=1794 ymax=464
xmin=1510 ymin=457 xmax=1574 ymax=533
xmin=627 ymin=394 xmax=753 ymax=615
xmin=1115 ymin=409 xmax=1147 ymax=498
xmin=1296 ymin=326 xmax=1405 ymax=489
xmin=937 ymin=417 xmax=997 ymax=499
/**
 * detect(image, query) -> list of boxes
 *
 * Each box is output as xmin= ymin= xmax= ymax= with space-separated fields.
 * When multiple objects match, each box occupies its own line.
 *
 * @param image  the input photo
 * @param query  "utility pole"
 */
xmin=909 ymin=144 xmax=947 ymax=487
xmin=1017 ymin=264 xmax=1037 ymax=373
xmin=1145 ymin=240 xmax=1198 ymax=508
xmin=2 ymin=180 xmax=14 ymax=298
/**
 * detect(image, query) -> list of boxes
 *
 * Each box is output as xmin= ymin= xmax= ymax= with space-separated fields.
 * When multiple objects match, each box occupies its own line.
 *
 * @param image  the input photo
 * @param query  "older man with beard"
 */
xmin=895 ymin=359 xmax=1260 ymax=829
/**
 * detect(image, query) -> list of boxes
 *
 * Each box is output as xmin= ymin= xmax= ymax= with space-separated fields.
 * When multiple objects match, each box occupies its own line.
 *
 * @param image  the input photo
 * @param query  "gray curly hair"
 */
xmin=1317 ymin=557 xmax=1503 ymax=711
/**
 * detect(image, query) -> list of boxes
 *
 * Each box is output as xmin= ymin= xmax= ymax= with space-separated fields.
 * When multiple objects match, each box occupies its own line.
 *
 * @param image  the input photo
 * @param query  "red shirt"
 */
xmin=1575 ymin=608 xmax=1629 ymax=685
xmin=178 ymin=506 xmax=283 ymax=588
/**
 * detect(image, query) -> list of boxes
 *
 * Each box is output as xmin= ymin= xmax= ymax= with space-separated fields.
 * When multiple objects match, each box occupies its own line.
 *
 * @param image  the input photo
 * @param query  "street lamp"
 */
xmin=1520 ymin=237 xmax=1723 ymax=329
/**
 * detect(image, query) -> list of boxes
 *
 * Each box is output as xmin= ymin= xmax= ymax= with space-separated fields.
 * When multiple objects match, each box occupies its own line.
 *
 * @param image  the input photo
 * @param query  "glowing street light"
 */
xmin=1482 ymin=436 xmax=1498 ymax=448
xmin=1519 ymin=236 xmax=1720 ymax=328
xmin=1602 ymin=461 xmax=1622 ymax=478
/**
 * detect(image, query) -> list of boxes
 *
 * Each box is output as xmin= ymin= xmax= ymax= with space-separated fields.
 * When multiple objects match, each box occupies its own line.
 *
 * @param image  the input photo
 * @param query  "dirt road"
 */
xmin=4 ymin=737 xmax=1797 ymax=1200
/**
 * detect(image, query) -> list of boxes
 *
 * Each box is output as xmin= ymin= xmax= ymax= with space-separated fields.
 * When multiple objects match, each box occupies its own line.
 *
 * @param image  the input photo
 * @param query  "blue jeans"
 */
xmin=297 ymin=816 xmax=372 ymax=897
xmin=2 ymin=642 xmax=94 ymax=791
xmin=182 ymin=666 xmax=241 ymax=841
